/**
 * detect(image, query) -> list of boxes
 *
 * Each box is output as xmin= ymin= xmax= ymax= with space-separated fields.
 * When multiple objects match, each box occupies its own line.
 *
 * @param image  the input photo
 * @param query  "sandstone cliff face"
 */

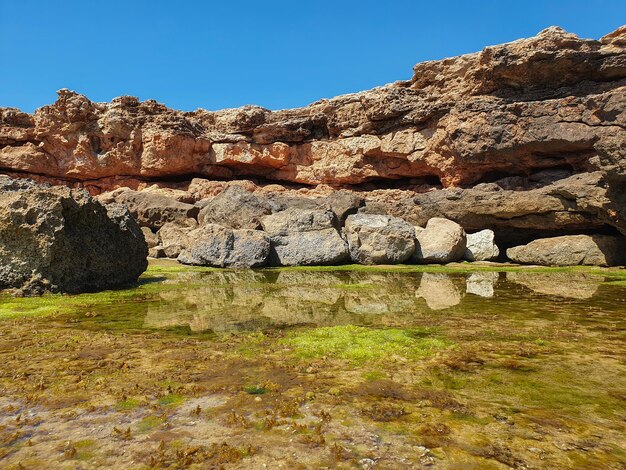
xmin=1 ymin=26 xmax=625 ymax=239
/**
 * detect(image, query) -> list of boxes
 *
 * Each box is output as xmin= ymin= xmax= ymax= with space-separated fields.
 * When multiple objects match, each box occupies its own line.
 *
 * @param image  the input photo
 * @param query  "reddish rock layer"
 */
xmin=1 ymin=26 xmax=625 ymax=238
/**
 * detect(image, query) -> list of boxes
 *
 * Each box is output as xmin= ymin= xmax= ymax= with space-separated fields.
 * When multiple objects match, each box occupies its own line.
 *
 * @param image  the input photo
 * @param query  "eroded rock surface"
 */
xmin=0 ymin=176 xmax=147 ymax=294
xmin=506 ymin=235 xmax=626 ymax=266
xmin=178 ymin=224 xmax=270 ymax=268
xmin=344 ymin=214 xmax=416 ymax=264
xmin=1 ymin=26 xmax=625 ymax=240
xmin=2 ymin=27 xmax=626 ymax=266
xmin=98 ymin=189 xmax=198 ymax=230
xmin=261 ymin=208 xmax=349 ymax=266
xmin=413 ymin=218 xmax=466 ymax=264
xmin=197 ymin=186 xmax=271 ymax=229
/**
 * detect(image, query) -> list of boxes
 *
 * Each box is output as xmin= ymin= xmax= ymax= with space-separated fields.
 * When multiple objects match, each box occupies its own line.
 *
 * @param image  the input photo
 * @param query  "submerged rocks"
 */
xmin=344 ymin=214 xmax=416 ymax=264
xmin=178 ymin=224 xmax=270 ymax=268
xmin=0 ymin=176 xmax=147 ymax=294
xmin=198 ymin=186 xmax=271 ymax=229
xmin=464 ymin=229 xmax=500 ymax=261
xmin=413 ymin=218 xmax=466 ymax=264
xmin=506 ymin=235 xmax=626 ymax=267
xmin=261 ymin=208 xmax=349 ymax=266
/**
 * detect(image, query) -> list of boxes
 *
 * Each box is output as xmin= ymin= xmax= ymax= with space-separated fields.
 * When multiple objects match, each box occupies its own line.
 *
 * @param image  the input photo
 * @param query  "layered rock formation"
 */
xmin=0 ymin=177 xmax=147 ymax=294
xmin=1 ymin=26 xmax=625 ymax=252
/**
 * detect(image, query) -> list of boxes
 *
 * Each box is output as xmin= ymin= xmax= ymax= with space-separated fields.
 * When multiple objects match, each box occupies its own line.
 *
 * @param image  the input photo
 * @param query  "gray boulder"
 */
xmin=178 ymin=224 xmax=270 ymax=268
xmin=156 ymin=220 xmax=199 ymax=258
xmin=0 ymin=177 xmax=147 ymax=295
xmin=198 ymin=186 xmax=271 ymax=229
xmin=344 ymin=214 xmax=415 ymax=264
xmin=506 ymin=235 xmax=626 ymax=266
xmin=261 ymin=208 xmax=349 ymax=266
xmin=98 ymin=189 xmax=198 ymax=230
xmin=413 ymin=218 xmax=466 ymax=264
xmin=464 ymin=229 xmax=500 ymax=261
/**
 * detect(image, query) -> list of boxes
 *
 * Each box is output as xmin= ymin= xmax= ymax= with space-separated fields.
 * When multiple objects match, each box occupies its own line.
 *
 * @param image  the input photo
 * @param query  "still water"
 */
xmin=0 ymin=261 xmax=624 ymax=468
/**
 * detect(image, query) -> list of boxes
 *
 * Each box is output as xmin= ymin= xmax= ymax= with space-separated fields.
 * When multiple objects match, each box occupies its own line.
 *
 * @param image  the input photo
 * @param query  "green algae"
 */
xmin=0 ymin=261 xmax=624 ymax=468
xmin=157 ymin=393 xmax=185 ymax=407
xmin=281 ymin=325 xmax=450 ymax=364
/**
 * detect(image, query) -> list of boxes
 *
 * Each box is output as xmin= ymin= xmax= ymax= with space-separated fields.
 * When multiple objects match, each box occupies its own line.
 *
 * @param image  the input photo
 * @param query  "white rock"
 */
xmin=464 ymin=229 xmax=499 ymax=261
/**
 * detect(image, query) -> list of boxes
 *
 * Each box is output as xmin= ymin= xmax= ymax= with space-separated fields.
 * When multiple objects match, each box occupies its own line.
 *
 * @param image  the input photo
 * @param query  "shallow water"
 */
xmin=0 ymin=261 xmax=624 ymax=468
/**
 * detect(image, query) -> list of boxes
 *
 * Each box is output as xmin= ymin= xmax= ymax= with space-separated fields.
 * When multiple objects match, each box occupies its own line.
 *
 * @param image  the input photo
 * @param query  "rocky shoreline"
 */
xmin=1 ymin=26 xmax=626 ymax=293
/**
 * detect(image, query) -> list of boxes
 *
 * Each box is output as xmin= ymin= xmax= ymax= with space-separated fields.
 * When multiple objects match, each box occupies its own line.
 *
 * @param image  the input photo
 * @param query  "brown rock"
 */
xmin=1 ymin=26 xmax=625 ymax=238
xmin=98 ymin=189 xmax=198 ymax=230
xmin=506 ymin=235 xmax=626 ymax=266
xmin=197 ymin=185 xmax=271 ymax=229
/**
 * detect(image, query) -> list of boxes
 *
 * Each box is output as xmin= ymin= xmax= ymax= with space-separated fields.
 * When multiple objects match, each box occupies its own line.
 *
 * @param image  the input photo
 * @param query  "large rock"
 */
xmin=0 ymin=177 xmax=147 ymax=294
xmin=197 ymin=186 xmax=271 ymax=229
xmin=178 ymin=224 xmax=270 ymax=268
xmin=261 ymin=208 xmax=349 ymax=266
xmin=156 ymin=220 xmax=199 ymax=259
xmin=98 ymin=189 xmax=198 ymax=230
xmin=344 ymin=214 xmax=415 ymax=264
xmin=506 ymin=235 xmax=626 ymax=266
xmin=464 ymin=229 xmax=500 ymax=261
xmin=413 ymin=218 xmax=466 ymax=264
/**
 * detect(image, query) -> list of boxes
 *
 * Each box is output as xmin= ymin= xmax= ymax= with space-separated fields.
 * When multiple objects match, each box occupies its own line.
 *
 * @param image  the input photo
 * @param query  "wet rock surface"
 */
xmin=0 ymin=176 xmax=147 ymax=294
xmin=1 ymin=261 xmax=625 ymax=469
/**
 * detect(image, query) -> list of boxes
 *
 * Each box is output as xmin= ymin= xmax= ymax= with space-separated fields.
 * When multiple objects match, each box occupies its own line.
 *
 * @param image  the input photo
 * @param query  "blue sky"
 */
xmin=1 ymin=1 xmax=624 ymax=113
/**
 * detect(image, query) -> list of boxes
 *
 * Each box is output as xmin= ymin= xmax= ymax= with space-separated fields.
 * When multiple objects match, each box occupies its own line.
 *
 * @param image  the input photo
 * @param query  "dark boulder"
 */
xmin=0 ymin=176 xmax=148 ymax=295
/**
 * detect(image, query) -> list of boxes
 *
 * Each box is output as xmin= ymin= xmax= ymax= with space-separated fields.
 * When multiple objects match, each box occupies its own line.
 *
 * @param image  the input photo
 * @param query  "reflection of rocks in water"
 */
xmin=416 ymin=273 xmax=463 ymax=310
xmin=261 ymin=287 xmax=344 ymax=326
xmin=506 ymin=272 xmax=602 ymax=299
xmin=273 ymin=271 xmax=346 ymax=287
xmin=145 ymin=284 xmax=269 ymax=333
xmin=466 ymin=272 xmax=499 ymax=298
xmin=344 ymin=292 xmax=391 ymax=315
xmin=343 ymin=273 xmax=420 ymax=314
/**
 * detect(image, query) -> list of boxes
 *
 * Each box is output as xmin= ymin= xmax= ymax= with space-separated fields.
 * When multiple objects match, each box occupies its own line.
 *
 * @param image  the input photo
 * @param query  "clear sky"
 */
xmin=1 ymin=0 xmax=624 ymax=113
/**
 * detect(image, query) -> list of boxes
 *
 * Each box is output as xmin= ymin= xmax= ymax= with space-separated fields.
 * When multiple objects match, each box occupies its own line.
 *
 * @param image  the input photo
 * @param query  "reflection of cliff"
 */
xmin=142 ymin=269 xmax=603 ymax=332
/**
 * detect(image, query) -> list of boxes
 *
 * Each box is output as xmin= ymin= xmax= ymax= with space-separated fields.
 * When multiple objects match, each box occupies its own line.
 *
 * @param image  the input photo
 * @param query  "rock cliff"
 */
xmin=1 ymin=26 xmax=625 ymax=243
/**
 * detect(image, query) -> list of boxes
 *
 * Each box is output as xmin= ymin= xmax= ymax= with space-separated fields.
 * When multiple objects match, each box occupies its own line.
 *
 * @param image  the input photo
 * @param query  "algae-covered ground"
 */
xmin=0 ymin=260 xmax=624 ymax=469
